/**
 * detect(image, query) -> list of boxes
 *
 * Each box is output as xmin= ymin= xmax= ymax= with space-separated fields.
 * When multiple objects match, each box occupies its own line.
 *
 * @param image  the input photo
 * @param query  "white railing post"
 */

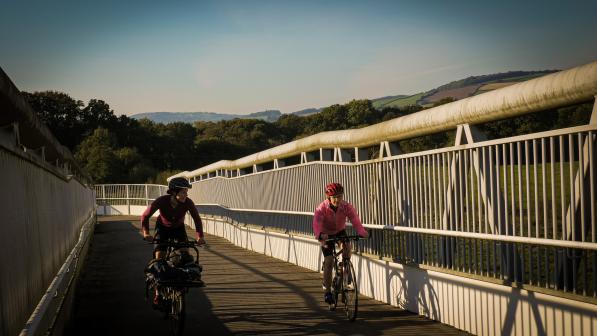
xmin=145 ymin=184 xmax=149 ymax=207
xmin=126 ymin=184 xmax=130 ymax=215
xmin=102 ymin=185 xmax=107 ymax=215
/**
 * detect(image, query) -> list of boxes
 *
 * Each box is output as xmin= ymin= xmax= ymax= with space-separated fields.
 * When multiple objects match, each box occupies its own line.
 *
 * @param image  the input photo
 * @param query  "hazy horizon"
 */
xmin=2 ymin=0 xmax=596 ymax=116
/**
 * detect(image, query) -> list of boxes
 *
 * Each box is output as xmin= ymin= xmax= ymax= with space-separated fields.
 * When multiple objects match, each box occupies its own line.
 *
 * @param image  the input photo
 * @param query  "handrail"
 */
xmin=196 ymin=204 xmax=597 ymax=250
xmin=171 ymin=60 xmax=597 ymax=179
xmin=19 ymin=211 xmax=96 ymax=336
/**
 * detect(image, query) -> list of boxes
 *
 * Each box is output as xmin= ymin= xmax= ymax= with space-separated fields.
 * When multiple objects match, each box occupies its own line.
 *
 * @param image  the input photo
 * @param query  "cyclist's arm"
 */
xmin=140 ymin=199 xmax=160 ymax=236
xmin=345 ymin=202 xmax=368 ymax=237
xmin=187 ymin=200 xmax=204 ymax=239
xmin=313 ymin=205 xmax=325 ymax=240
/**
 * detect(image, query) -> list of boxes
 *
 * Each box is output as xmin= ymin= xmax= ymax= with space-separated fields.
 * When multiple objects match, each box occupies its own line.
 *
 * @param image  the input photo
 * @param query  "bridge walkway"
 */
xmin=70 ymin=216 xmax=468 ymax=335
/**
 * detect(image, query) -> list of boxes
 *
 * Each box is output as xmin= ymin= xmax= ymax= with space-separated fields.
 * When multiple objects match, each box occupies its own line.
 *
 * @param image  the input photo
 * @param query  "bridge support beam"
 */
xmin=334 ymin=148 xmax=352 ymax=162
xmin=354 ymin=148 xmax=368 ymax=162
xmin=439 ymin=124 xmax=520 ymax=280
xmin=379 ymin=141 xmax=401 ymax=159
xmin=556 ymin=97 xmax=597 ymax=289
xmin=320 ymin=148 xmax=333 ymax=161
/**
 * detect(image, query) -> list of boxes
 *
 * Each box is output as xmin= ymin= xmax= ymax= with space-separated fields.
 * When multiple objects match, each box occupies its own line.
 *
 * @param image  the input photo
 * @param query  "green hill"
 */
xmin=371 ymin=69 xmax=557 ymax=110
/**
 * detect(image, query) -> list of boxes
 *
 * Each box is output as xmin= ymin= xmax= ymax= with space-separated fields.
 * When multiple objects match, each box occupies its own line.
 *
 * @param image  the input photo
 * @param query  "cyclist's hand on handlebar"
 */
xmin=196 ymin=237 xmax=206 ymax=246
xmin=318 ymin=233 xmax=329 ymax=246
xmin=142 ymin=232 xmax=153 ymax=242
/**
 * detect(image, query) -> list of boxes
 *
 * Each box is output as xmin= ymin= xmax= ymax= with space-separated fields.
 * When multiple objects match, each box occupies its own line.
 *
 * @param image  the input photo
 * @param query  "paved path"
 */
xmin=70 ymin=216 xmax=469 ymax=335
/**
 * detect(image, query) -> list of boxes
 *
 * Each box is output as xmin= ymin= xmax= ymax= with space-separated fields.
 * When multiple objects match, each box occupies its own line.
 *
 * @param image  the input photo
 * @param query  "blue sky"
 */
xmin=1 ymin=0 xmax=596 ymax=115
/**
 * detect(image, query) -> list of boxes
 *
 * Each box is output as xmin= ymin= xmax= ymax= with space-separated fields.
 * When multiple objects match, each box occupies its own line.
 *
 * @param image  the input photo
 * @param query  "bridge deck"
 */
xmin=70 ymin=216 xmax=468 ymax=335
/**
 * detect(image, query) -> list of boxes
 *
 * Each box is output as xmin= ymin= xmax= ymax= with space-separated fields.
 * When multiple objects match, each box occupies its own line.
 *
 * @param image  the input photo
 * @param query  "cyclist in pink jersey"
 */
xmin=313 ymin=182 xmax=368 ymax=304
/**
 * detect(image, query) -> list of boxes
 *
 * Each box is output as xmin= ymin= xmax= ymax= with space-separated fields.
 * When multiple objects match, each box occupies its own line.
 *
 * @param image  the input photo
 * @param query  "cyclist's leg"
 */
xmin=337 ymin=230 xmax=350 ymax=261
xmin=154 ymin=224 xmax=167 ymax=259
xmin=172 ymin=226 xmax=194 ymax=265
xmin=322 ymin=244 xmax=334 ymax=293
xmin=321 ymin=238 xmax=335 ymax=305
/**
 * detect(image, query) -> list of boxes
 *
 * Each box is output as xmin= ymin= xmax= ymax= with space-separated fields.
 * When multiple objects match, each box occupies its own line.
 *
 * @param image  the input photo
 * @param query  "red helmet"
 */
xmin=325 ymin=182 xmax=344 ymax=196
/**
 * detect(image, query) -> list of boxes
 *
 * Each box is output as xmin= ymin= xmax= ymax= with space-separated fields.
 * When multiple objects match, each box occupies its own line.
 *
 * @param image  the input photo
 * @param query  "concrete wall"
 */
xmin=0 ymin=67 xmax=96 ymax=335
xmin=201 ymin=216 xmax=597 ymax=336
xmin=95 ymin=204 xmax=161 ymax=217
xmin=0 ymin=147 xmax=95 ymax=336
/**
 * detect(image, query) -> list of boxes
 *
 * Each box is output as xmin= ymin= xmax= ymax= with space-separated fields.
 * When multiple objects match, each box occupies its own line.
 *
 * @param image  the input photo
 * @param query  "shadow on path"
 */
xmin=70 ymin=217 xmax=468 ymax=335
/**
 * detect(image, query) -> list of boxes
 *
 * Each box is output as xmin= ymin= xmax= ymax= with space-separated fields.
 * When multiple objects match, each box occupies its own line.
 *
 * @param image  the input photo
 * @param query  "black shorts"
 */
xmin=154 ymin=223 xmax=188 ymax=252
xmin=321 ymin=230 xmax=347 ymax=257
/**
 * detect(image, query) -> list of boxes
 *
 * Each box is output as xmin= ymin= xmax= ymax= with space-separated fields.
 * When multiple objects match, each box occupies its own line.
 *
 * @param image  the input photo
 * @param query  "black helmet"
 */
xmin=168 ymin=177 xmax=192 ymax=194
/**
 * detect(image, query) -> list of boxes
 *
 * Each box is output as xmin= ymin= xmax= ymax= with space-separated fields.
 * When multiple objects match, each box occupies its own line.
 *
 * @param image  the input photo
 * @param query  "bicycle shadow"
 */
xmin=390 ymin=265 xmax=440 ymax=321
xmin=68 ymin=218 xmax=233 ymax=335
xmin=356 ymin=257 xmax=441 ymax=321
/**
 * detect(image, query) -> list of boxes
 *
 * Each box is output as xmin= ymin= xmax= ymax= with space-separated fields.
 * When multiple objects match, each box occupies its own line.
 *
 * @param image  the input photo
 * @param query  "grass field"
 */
xmin=375 ymin=92 xmax=426 ymax=109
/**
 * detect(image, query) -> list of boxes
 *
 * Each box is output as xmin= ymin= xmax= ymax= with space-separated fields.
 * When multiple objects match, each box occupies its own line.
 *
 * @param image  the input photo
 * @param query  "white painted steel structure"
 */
xmin=96 ymin=61 xmax=597 ymax=335
xmin=202 ymin=216 xmax=597 ymax=336
xmin=171 ymin=60 xmax=597 ymax=178
xmin=95 ymin=184 xmax=168 ymax=216
xmin=1 ymin=67 xmax=96 ymax=336
xmin=174 ymin=61 xmax=596 ymax=336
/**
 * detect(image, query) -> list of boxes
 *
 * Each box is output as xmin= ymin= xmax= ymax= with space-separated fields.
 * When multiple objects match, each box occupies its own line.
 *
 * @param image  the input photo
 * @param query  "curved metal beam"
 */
xmin=174 ymin=60 xmax=597 ymax=179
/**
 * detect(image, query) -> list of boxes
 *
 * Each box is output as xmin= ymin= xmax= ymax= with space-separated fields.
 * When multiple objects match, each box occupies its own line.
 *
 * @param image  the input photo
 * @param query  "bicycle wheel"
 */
xmin=343 ymin=260 xmax=358 ymax=321
xmin=329 ymin=274 xmax=339 ymax=311
xmin=170 ymin=290 xmax=186 ymax=336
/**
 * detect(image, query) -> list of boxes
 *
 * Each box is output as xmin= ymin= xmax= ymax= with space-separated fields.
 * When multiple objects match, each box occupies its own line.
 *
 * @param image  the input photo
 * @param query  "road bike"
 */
xmin=144 ymin=239 xmax=204 ymax=336
xmin=325 ymin=235 xmax=362 ymax=321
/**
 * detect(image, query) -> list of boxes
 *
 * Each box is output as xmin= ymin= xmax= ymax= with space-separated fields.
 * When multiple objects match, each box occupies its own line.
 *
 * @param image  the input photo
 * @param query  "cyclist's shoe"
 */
xmin=324 ymin=292 xmax=335 ymax=304
xmin=152 ymin=293 xmax=160 ymax=309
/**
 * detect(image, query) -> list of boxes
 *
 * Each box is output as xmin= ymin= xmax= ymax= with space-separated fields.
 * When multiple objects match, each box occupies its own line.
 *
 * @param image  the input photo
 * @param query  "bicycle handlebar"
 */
xmin=147 ymin=239 xmax=201 ymax=248
xmin=324 ymin=235 xmax=366 ymax=243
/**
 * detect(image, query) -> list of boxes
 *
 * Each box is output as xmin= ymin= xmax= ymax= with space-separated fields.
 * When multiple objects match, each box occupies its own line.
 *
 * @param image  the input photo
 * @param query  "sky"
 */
xmin=1 ymin=0 xmax=596 ymax=116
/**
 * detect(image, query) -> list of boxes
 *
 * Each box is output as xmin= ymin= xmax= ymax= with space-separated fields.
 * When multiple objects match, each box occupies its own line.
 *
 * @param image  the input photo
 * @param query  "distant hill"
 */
xmin=131 ymin=110 xmax=282 ymax=123
xmin=132 ymin=70 xmax=559 ymax=124
xmin=371 ymin=70 xmax=557 ymax=109
xmin=290 ymin=108 xmax=321 ymax=116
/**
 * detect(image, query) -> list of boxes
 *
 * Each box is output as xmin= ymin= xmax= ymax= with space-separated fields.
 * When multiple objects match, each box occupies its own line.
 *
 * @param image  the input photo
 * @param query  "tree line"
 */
xmin=22 ymin=91 xmax=592 ymax=184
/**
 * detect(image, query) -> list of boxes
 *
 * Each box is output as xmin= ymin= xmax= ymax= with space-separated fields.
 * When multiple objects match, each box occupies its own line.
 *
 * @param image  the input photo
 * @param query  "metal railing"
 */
xmin=95 ymin=184 xmax=168 ymax=206
xmin=188 ymin=122 xmax=597 ymax=298
xmin=170 ymin=61 xmax=597 ymax=302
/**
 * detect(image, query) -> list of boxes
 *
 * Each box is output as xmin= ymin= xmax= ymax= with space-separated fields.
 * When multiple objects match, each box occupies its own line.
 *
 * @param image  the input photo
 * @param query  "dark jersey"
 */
xmin=141 ymin=195 xmax=204 ymax=237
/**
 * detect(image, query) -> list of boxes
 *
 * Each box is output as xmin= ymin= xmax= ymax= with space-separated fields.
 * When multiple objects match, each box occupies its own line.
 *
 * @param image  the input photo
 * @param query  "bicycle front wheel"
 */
xmin=170 ymin=290 xmax=186 ymax=336
xmin=343 ymin=260 xmax=358 ymax=321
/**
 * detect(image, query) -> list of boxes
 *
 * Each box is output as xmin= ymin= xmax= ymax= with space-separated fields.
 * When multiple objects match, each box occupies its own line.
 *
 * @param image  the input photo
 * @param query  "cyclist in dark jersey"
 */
xmin=141 ymin=177 xmax=206 ymax=262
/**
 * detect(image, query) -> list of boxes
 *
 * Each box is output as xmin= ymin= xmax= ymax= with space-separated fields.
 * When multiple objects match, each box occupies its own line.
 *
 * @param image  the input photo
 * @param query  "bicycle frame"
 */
xmin=324 ymin=235 xmax=362 ymax=321
xmin=145 ymin=238 xmax=203 ymax=336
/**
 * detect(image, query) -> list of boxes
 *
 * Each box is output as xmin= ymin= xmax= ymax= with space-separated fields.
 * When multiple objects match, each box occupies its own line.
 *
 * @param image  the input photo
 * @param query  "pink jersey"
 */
xmin=313 ymin=199 xmax=367 ymax=239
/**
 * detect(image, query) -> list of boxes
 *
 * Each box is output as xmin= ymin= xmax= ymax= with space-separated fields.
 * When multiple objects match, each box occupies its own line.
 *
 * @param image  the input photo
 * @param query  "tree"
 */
xmin=22 ymin=91 xmax=85 ymax=149
xmin=80 ymin=99 xmax=119 ymax=135
xmin=148 ymin=170 xmax=183 ymax=185
xmin=115 ymin=147 xmax=156 ymax=182
xmin=346 ymin=99 xmax=379 ymax=127
xmin=75 ymin=128 xmax=121 ymax=183
xmin=274 ymin=114 xmax=303 ymax=141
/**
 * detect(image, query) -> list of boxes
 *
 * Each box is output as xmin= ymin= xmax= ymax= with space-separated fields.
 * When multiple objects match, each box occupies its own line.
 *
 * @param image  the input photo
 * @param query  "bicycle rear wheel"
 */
xmin=342 ymin=260 xmax=358 ymax=321
xmin=170 ymin=290 xmax=186 ymax=336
